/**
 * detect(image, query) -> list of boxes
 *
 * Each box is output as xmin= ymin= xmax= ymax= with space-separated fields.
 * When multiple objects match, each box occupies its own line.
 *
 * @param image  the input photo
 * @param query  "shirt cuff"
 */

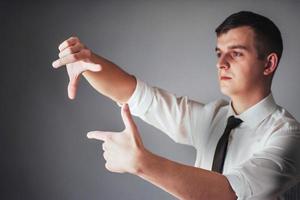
xmin=117 ymin=78 xmax=154 ymax=116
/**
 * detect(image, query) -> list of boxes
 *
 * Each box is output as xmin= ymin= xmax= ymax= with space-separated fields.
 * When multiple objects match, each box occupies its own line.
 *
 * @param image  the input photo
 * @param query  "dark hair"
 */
xmin=215 ymin=11 xmax=283 ymax=62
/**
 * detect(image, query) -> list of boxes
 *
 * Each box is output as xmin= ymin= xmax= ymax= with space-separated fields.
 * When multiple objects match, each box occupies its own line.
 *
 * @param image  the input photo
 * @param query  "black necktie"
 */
xmin=212 ymin=116 xmax=243 ymax=173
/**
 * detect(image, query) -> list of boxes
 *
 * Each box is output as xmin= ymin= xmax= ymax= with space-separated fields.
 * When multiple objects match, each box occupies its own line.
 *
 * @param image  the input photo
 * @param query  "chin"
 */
xmin=220 ymin=86 xmax=234 ymax=97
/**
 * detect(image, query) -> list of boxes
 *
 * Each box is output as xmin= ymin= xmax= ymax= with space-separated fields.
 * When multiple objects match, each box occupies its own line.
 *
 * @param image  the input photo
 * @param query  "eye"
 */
xmin=232 ymin=51 xmax=243 ymax=58
xmin=216 ymin=52 xmax=221 ymax=58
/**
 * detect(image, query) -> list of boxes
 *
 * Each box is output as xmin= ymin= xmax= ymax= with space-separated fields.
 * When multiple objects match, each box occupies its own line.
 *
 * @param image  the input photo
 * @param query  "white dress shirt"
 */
xmin=126 ymin=78 xmax=300 ymax=200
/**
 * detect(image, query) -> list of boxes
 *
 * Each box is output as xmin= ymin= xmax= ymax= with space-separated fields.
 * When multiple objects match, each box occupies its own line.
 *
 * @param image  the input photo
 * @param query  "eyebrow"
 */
xmin=215 ymin=45 xmax=249 ymax=52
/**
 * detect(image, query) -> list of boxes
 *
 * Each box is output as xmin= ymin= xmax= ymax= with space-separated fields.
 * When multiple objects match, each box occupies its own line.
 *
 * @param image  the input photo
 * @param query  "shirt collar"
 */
xmin=227 ymin=93 xmax=278 ymax=128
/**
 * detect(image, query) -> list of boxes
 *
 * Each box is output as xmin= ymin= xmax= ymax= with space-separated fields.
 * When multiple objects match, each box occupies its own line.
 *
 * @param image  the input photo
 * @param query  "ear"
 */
xmin=263 ymin=53 xmax=278 ymax=76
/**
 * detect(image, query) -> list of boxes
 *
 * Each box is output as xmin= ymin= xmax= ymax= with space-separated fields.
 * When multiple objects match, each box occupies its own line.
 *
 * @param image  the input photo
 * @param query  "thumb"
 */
xmin=83 ymin=62 xmax=102 ymax=72
xmin=67 ymin=75 xmax=80 ymax=100
xmin=121 ymin=104 xmax=143 ymax=147
xmin=87 ymin=131 xmax=112 ymax=141
xmin=121 ymin=104 xmax=137 ymax=132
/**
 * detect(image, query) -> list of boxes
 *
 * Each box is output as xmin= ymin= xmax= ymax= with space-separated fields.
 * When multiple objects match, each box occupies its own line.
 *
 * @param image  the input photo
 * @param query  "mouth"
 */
xmin=220 ymin=76 xmax=232 ymax=80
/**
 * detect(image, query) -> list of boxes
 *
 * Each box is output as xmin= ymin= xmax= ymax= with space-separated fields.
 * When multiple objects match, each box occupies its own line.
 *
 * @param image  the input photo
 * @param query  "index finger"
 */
xmin=87 ymin=131 xmax=112 ymax=141
xmin=58 ymin=36 xmax=79 ymax=51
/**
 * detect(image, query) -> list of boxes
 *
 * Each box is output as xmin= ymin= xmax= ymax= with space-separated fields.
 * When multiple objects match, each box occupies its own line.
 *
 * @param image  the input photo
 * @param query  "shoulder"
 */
xmin=269 ymin=106 xmax=300 ymax=132
xmin=192 ymin=99 xmax=229 ymax=126
xmin=203 ymin=99 xmax=229 ymax=111
xmin=262 ymin=106 xmax=300 ymax=146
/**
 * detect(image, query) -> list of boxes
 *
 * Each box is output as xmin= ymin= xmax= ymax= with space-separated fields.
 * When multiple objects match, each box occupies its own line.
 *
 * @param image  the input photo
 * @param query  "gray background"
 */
xmin=1 ymin=0 xmax=300 ymax=199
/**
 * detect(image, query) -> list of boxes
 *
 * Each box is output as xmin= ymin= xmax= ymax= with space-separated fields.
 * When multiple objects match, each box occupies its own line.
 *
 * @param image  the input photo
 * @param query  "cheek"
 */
xmin=231 ymin=63 xmax=250 ymax=80
xmin=236 ymin=59 xmax=261 ymax=77
xmin=235 ymin=65 xmax=264 ymax=88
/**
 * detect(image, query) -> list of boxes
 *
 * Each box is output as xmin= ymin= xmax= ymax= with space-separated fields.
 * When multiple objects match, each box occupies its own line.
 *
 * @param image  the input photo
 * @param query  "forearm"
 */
xmin=82 ymin=53 xmax=136 ymax=103
xmin=136 ymin=150 xmax=237 ymax=200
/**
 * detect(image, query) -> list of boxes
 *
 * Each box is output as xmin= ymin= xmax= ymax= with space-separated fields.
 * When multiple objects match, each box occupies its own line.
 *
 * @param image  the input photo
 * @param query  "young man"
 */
xmin=52 ymin=11 xmax=300 ymax=199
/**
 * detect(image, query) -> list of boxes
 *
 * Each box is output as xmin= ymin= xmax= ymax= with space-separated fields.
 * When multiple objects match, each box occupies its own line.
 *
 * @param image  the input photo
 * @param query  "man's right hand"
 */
xmin=52 ymin=36 xmax=102 ymax=99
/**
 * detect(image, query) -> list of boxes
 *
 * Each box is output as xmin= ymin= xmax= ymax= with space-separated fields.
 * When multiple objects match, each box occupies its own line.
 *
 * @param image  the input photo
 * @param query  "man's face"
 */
xmin=215 ymin=26 xmax=266 ymax=98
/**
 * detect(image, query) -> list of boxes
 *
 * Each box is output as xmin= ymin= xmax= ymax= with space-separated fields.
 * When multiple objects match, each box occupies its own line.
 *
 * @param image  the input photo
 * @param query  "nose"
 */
xmin=216 ymin=55 xmax=230 ymax=70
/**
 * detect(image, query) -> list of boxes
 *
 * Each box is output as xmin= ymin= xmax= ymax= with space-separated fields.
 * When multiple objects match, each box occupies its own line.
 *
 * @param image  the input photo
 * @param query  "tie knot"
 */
xmin=227 ymin=116 xmax=243 ymax=130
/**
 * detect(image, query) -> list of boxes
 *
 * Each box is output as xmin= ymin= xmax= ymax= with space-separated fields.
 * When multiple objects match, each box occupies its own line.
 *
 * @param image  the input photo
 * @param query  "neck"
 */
xmin=230 ymin=88 xmax=271 ymax=115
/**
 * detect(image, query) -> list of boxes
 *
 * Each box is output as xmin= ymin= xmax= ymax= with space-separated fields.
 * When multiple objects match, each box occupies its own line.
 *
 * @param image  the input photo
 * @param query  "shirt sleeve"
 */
xmin=125 ymin=78 xmax=227 ymax=146
xmin=224 ymin=122 xmax=300 ymax=199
